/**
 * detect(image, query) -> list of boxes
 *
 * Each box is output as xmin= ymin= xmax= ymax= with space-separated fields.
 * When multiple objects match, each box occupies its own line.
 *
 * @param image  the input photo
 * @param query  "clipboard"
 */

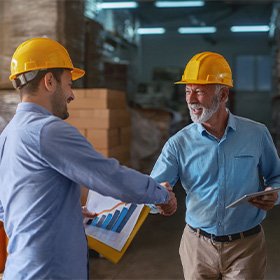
xmin=226 ymin=187 xmax=280 ymax=209
xmin=86 ymin=205 xmax=150 ymax=264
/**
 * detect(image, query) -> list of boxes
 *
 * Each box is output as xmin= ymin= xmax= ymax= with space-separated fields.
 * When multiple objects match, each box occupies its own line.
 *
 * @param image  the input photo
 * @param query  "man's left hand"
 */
xmin=248 ymin=187 xmax=278 ymax=211
xmin=82 ymin=206 xmax=97 ymax=218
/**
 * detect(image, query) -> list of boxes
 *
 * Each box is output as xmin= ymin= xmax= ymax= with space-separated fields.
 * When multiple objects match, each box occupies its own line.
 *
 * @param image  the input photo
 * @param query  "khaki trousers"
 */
xmin=179 ymin=224 xmax=266 ymax=280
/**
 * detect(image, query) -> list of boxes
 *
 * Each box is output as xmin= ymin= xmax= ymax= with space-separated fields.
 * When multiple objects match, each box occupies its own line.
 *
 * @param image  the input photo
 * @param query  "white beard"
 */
xmin=188 ymin=93 xmax=220 ymax=123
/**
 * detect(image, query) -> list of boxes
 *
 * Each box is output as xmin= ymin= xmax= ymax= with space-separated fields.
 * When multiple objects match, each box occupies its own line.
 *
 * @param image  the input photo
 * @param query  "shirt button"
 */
xmin=218 ymin=222 xmax=221 ymax=226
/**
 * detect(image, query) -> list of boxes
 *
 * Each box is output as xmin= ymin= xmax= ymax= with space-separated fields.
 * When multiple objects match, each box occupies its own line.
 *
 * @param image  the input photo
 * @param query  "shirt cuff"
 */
xmin=154 ymin=183 xmax=169 ymax=204
xmin=146 ymin=204 xmax=160 ymax=214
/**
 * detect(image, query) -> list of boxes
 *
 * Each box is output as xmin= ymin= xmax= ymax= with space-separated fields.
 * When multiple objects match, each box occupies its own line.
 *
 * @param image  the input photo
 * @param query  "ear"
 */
xmin=43 ymin=72 xmax=57 ymax=93
xmin=220 ymin=87 xmax=229 ymax=102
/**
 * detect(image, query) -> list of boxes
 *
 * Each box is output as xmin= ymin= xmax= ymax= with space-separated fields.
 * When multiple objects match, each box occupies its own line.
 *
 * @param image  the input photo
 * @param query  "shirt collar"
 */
xmin=197 ymin=109 xmax=237 ymax=136
xmin=227 ymin=110 xmax=236 ymax=131
xmin=16 ymin=102 xmax=52 ymax=116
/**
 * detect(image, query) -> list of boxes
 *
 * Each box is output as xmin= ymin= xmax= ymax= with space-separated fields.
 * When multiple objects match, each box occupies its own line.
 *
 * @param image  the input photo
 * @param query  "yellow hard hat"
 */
xmin=10 ymin=37 xmax=85 ymax=82
xmin=175 ymin=51 xmax=233 ymax=87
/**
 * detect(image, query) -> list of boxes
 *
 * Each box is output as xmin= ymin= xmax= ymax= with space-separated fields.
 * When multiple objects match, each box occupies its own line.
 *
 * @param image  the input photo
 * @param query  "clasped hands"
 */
xmin=82 ymin=182 xmax=177 ymax=218
xmin=155 ymin=182 xmax=177 ymax=216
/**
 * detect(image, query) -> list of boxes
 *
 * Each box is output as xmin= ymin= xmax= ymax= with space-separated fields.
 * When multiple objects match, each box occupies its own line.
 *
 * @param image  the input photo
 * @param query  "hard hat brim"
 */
xmin=174 ymin=79 xmax=233 ymax=87
xmin=72 ymin=67 xmax=85 ymax=81
xmin=9 ymin=67 xmax=85 ymax=82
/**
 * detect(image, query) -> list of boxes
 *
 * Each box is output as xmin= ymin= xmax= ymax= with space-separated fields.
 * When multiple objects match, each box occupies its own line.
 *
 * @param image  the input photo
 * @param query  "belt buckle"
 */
xmin=210 ymin=234 xmax=216 ymax=243
xmin=228 ymin=235 xmax=232 ymax=242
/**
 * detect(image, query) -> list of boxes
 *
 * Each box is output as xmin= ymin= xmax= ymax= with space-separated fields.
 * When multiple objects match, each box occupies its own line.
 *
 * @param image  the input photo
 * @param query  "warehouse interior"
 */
xmin=1 ymin=0 xmax=280 ymax=279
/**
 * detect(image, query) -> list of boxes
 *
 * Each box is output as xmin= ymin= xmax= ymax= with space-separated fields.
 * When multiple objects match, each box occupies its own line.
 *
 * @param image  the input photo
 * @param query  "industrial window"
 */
xmin=235 ymin=55 xmax=272 ymax=91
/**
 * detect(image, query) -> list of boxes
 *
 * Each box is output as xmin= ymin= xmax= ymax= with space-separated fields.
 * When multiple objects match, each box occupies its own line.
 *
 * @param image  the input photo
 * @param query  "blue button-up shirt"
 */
xmin=151 ymin=112 xmax=280 ymax=236
xmin=0 ymin=102 xmax=169 ymax=280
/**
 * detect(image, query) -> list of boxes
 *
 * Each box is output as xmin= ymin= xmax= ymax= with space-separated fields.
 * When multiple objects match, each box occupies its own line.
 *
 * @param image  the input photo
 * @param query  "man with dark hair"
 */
xmin=0 ymin=37 xmax=177 ymax=280
xmin=21 ymin=68 xmax=64 ymax=95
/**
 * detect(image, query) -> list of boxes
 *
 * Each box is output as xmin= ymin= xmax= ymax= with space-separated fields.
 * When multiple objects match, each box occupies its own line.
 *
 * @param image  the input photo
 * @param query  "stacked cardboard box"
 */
xmin=65 ymin=88 xmax=131 ymax=205
xmin=0 ymin=0 xmax=85 ymax=88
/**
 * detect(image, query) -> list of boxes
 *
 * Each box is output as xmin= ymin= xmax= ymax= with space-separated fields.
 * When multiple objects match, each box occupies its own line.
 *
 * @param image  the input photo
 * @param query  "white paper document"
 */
xmin=226 ymin=187 xmax=280 ymax=209
xmin=84 ymin=190 xmax=144 ymax=251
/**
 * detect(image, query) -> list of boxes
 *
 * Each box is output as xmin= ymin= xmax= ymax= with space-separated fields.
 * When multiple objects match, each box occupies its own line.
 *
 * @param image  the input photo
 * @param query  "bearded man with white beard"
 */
xmin=149 ymin=52 xmax=280 ymax=280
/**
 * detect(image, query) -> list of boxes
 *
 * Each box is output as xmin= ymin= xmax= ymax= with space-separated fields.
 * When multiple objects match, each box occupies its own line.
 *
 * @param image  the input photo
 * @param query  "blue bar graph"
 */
xmin=112 ymin=207 xmax=129 ymax=232
xmin=106 ymin=210 xmax=121 ymax=230
xmin=116 ymin=204 xmax=137 ymax=233
xmin=86 ymin=219 xmax=93 ymax=225
xmin=91 ymin=217 xmax=99 ymax=226
xmin=96 ymin=215 xmax=106 ymax=227
xmin=101 ymin=214 xmax=112 ymax=229
xmin=87 ymin=204 xmax=137 ymax=234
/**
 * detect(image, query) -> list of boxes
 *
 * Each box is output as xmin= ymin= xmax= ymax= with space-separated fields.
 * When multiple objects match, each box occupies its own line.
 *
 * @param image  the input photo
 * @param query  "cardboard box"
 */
xmin=0 ymin=0 xmax=85 ymax=89
xmin=65 ymin=89 xmax=132 ymax=204
xmin=70 ymin=88 xmax=127 ymax=109
xmin=77 ymin=128 xmax=87 ymax=137
xmin=67 ymin=109 xmax=131 ymax=129
xmin=96 ymin=146 xmax=130 ymax=165
xmin=120 ymin=126 xmax=131 ymax=146
xmin=87 ymin=128 xmax=120 ymax=149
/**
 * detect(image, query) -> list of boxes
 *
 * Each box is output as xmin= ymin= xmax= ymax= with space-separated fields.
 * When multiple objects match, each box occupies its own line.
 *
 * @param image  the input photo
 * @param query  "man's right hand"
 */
xmin=155 ymin=182 xmax=177 ymax=216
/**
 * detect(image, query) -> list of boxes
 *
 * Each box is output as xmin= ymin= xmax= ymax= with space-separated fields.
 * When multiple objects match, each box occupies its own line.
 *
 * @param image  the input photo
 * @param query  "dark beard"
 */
xmin=61 ymin=111 xmax=69 ymax=120
xmin=51 ymin=86 xmax=69 ymax=120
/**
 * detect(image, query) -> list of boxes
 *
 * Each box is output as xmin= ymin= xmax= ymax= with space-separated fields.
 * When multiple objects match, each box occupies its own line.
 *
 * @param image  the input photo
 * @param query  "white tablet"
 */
xmin=226 ymin=187 xmax=280 ymax=209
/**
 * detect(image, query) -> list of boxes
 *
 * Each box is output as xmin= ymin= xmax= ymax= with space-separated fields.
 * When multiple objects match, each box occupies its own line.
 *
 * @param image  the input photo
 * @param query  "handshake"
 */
xmin=155 ymin=182 xmax=177 ymax=216
xmin=82 ymin=182 xmax=177 ymax=219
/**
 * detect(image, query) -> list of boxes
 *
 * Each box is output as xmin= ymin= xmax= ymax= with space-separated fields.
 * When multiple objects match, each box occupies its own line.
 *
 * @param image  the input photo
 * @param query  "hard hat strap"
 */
xmin=12 ymin=69 xmax=43 ymax=89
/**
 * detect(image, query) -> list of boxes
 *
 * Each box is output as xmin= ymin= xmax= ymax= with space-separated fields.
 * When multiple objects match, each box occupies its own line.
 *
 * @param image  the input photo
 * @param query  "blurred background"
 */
xmin=1 ymin=0 xmax=280 ymax=157
xmin=0 ymin=1 xmax=280 ymax=279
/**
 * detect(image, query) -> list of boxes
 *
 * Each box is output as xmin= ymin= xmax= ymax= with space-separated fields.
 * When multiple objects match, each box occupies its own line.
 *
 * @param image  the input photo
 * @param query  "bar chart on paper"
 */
xmin=84 ymin=191 xmax=144 ymax=251
xmin=87 ymin=203 xmax=137 ymax=233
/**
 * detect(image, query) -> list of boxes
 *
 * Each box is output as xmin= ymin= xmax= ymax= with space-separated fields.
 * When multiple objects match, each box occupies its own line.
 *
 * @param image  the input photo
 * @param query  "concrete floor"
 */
xmin=90 ymin=183 xmax=280 ymax=280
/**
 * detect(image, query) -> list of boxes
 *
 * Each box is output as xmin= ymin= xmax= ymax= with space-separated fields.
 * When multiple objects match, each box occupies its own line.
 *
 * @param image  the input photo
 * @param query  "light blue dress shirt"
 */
xmin=151 ymin=111 xmax=280 ymax=236
xmin=0 ymin=102 xmax=169 ymax=280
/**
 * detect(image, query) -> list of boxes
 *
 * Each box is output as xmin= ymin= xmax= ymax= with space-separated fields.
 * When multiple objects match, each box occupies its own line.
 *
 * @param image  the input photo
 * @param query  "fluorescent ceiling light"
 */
xmin=230 ymin=25 xmax=270 ymax=32
xmin=178 ymin=27 xmax=217 ymax=34
xmin=155 ymin=1 xmax=204 ymax=8
xmin=137 ymin=28 xmax=166 ymax=35
xmin=98 ymin=1 xmax=138 ymax=9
